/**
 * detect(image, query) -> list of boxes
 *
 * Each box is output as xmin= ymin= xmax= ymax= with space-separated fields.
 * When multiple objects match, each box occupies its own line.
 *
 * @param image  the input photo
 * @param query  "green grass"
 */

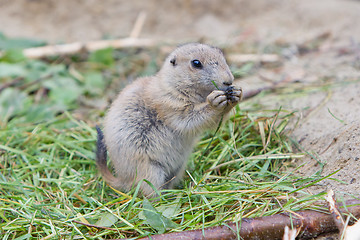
xmin=0 ymin=43 xmax=331 ymax=239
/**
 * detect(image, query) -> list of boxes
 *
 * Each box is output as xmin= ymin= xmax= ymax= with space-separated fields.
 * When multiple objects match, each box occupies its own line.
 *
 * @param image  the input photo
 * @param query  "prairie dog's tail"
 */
xmin=95 ymin=126 xmax=118 ymax=185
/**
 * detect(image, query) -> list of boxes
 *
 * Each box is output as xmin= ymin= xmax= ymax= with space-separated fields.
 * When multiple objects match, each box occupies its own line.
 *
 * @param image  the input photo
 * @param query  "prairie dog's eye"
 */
xmin=191 ymin=59 xmax=203 ymax=69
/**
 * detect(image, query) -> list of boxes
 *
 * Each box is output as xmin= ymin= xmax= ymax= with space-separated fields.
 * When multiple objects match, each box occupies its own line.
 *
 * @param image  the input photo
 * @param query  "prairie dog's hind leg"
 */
xmin=139 ymin=160 xmax=185 ymax=196
xmin=137 ymin=163 xmax=167 ymax=196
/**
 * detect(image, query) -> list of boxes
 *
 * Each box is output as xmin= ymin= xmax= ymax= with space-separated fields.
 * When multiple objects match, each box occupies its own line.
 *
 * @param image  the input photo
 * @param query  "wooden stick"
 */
xmin=129 ymin=200 xmax=360 ymax=240
xmin=325 ymin=189 xmax=346 ymax=235
xmin=0 ymin=76 xmax=23 ymax=93
xmin=282 ymin=226 xmax=297 ymax=240
xmin=325 ymin=190 xmax=360 ymax=240
xmin=0 ymin=37 xmax=281 ymax=64
xmin=20 ymin=38 xmax=156 ymax=59
xmin=129 ymin=11 xmax=147 ymax=38
xmin=0 ymin=74 xmax=52 ymax=93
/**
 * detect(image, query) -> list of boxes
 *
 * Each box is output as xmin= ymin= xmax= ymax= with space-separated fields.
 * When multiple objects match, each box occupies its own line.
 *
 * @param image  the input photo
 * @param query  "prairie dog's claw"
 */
xmin=207 ymin=87 xmax=242 ymax=111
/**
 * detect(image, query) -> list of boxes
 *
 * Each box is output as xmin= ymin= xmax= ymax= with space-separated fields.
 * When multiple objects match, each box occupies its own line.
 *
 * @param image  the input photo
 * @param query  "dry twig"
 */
xmin=0 ymin=76 xmax=23 ymax=93
xmin=0 ymin=36 xmax=282 ymax=65
xmin=325 ymin=189 xmax=346 ymax=236
xmin=282 ymin=226 xmax=297 ymax=240
xmin=130 ymin=199 xmax=360 ymax=240
xmin=17 ymin=38 xmax=157 ymax=59
xmin=129 ymin=11 xmax=147 ymax=38
xmin=325 ymin=190 xmax=360 ymax=240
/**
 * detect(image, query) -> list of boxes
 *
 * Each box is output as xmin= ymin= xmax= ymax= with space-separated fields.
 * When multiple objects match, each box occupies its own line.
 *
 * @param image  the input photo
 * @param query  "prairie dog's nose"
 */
xmin=222 ymin=70 xmax=234 ymax=86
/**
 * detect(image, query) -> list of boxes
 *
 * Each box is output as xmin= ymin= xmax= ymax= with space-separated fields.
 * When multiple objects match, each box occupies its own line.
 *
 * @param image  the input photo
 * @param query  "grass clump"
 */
xmin=0 ymin=43 xmax=329 ymax=239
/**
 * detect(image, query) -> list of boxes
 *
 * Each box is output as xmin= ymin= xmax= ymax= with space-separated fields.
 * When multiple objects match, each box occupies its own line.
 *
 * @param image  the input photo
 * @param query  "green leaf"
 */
xmin=0 ymin=88 xmax=27 ymax=122
xmin=13 ymin=233 xmax=32 ymax=240
xmin=156 ymin=196 xmax=181 ymax=218
xmin=0 ymin=49 xmax=26 ymax=63
xmin=43 ymin=64 xmax=67 ymax=76
xmin=0 ymin=34 xmax=45 ymax=50
xmin=142 ymin=198 xmax=177 ymax=234
xmin=0 ymin=63 xmax=27 ymax=78
xmin=24 ymin=61 xmax=49 ymax=83
xmin=43 ymin=77 xmax=82 ymax=106
xmin=95 ymin=212 xmax=118 ymax=227
xmin=84 ymin=72 xmax=105 ymax=95
xmin=22 ymin=104 xmax=58 ymax=123
xmin=89 ymin=48 xmax=114 ymax=66
xmin=24 ymin=61 xmax=65 ymax=83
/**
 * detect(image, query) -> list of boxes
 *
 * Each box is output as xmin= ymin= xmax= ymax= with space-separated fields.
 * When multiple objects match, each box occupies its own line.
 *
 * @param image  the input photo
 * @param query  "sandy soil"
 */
xmin=1 ymin=0 xmax=359 ymax=238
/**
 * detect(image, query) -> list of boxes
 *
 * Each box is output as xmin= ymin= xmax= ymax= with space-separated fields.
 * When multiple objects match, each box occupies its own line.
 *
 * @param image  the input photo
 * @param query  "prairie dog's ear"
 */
xmin=170 ymin=56 xmax=176 ymax=66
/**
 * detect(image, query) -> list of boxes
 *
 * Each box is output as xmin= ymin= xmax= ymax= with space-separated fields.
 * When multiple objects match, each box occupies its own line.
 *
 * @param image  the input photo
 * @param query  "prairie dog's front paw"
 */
xmin=207 ymin=87 xmax=242 ymax=112
xmin=207 ymin=90 xmax=229 ymax=110
xmin=225 ymin=86 xmax=242 ymax=104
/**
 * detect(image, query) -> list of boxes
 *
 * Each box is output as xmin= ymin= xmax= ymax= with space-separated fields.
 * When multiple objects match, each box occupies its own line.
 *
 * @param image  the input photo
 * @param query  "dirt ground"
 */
xmin=1 ymin=0 xmax=359 ymax=238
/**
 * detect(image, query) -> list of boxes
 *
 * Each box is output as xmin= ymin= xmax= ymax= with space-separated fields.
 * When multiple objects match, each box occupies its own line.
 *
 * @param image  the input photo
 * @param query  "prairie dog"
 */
xmin=96 ymin=43 xmax=242 ymax=196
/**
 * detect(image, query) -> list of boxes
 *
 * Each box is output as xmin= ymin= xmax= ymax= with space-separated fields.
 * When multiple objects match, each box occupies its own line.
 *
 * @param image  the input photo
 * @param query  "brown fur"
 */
xmin=96 ymin=43 xmax=242 ymax=196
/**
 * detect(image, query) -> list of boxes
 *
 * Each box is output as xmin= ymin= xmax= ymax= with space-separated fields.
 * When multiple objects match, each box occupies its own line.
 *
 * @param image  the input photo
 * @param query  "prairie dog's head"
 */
xmin=159 ymin=43 xmax=234 ymax=99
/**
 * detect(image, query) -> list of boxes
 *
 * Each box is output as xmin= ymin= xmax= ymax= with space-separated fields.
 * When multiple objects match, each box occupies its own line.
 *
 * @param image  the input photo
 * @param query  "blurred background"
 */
xmin=1 ymin=0 xmax=360 ymax=45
